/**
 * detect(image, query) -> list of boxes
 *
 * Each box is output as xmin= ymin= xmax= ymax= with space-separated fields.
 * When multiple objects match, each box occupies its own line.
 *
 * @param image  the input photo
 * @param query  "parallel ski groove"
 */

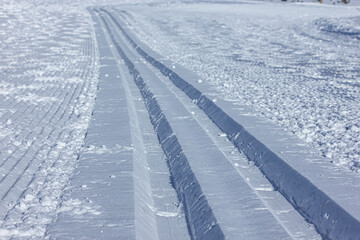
xmin=101 ymin=9 xmax=360 ymax=240
xmin=97 ymin=10 xmax=225 ymax=240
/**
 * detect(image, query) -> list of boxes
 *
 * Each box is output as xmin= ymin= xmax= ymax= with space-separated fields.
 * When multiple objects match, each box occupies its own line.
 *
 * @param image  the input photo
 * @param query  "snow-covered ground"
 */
xmin=0 ymin=0 xmax=360 ymax=239
xmin=124 ymin=0 xmax=360 ymax=172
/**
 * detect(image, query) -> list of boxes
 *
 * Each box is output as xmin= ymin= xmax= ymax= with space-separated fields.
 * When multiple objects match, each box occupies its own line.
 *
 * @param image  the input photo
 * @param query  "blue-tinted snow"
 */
xmin=0 ymin=0 xmax=359 ymax=239
xmin=0 ymin=0 xmax=99 ymax=238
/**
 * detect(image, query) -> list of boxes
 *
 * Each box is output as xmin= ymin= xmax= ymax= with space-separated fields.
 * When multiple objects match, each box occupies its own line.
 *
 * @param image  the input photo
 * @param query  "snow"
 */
xmin=124 ymin=0 xmax=360 ymax=173
xmin=0 ymin=0 xmax=99 ymax=239
xmin=0 ymin=0 xmax=360 ymax=239
xmin=107 ymin=5 xmax=360 ymax=236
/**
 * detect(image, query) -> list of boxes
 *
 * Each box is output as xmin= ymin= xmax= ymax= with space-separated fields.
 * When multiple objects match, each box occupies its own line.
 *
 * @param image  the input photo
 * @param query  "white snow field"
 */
xmin=0 ymin=0 xmax=360 ymax=239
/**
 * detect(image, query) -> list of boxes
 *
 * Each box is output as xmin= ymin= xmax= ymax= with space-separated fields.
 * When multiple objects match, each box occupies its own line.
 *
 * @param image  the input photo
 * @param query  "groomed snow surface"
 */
xmin=0 ymin=0 xmax=99 ymax=238
xmin=0 ymin=0 xmax=360 ymax=239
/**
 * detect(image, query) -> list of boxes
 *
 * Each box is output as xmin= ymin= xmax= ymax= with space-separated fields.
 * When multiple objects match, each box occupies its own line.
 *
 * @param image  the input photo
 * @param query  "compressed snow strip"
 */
xmin=102 ymin=9 xmax=360 ymax=240
xmin=97 ymin=9 xmax=225 ymax=240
